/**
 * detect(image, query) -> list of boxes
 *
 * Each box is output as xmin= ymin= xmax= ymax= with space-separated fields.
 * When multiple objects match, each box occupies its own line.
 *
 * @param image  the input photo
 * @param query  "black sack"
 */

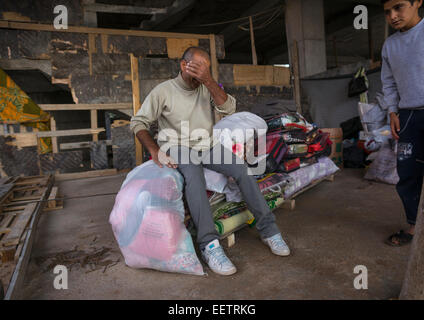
xmin=348 ymin=67 xmax=368 ymax=97
xmin=340 ymin=116 xmax=363 ymax=140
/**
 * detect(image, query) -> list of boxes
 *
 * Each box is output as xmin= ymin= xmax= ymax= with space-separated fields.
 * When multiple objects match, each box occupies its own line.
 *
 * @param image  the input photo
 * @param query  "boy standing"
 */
xmin=381 ymin=0 xmax=424 ymax=245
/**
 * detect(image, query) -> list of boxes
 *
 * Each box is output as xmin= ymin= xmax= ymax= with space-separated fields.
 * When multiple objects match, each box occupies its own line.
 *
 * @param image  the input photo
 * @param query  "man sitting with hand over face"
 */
xmin=130 ymin=47 xmax=290 ymax=276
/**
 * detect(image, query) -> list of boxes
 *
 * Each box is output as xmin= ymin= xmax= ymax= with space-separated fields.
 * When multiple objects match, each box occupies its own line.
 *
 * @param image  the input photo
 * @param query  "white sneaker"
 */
xmin=262 ymin=233 xmax=290 ymax=256
xmin=201 ymin=239 xmax=237 ymax=276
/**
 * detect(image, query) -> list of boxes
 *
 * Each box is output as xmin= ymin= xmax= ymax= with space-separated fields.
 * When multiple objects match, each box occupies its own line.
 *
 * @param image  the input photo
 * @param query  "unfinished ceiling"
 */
xmin=84 ymin=0 xmax=389 ymax=65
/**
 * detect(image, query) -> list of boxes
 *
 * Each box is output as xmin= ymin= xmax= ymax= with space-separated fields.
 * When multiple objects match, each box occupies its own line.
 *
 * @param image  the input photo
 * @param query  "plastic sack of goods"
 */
xmin=109 ymin=160 xmax=205 ymax=276
xmin=213 ymin=111 xmax=267 ymax=160
xmin=364 ymin=144 xmax=399 ymax=185
xmin=283 ymin=157 xmax=340 ymax=199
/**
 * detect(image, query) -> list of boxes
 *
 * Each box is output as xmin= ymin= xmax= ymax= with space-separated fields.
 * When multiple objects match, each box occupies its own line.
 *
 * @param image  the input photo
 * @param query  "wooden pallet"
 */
xmin=218 ymin=173 xmax=336 ymax=247
xmin=43 ymin=186 xmax=64 ymax=212
xmin=0 ymin=174 xmax=54 ymax=300
xmin=0 ymin=175 xmax=53 ymax=262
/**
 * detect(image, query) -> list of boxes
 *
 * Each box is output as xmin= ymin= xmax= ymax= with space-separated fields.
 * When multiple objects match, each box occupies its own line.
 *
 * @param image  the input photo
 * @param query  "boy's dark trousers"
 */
xmin=396 ymin=109 xmax=424 ymax=225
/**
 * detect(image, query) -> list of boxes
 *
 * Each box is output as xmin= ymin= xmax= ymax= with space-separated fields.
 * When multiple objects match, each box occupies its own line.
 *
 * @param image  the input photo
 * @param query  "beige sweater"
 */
xmin=130 ymin=73 xmax=236 ymax=151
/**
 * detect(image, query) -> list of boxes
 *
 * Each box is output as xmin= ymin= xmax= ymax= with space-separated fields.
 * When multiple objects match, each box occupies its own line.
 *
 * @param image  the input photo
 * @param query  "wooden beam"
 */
xmin=39 ymin=103 xmax=132 ymax=111
xmin=130 ymin=54 xmax=143 ymax=166
xmin=36 ymin=128 xmax=104 ymax=138
xmin=0 ymin=59 xmax=52 ymax=76
xmin=60 ymin=140 xmax=112 ymax=150
xmin=209 ymin=34 xmax=221 ymax=124
xmin=1 ymin=133 xmax=38 ymax=148
xmin=249 ymin=16 xmax=258 ymax=65
xmin=84 ymin=3 xmax=167 ymax=15
xmin=82 ymin=0 xmax=97 ymax=27
xmin=209 ymin=34 xmax=219 ymax=82
xmin=50 ymin=117 xmax=58 ymax=153
xmin=90 ymin=110 xmax=98 ymax=142
xmin=166 ymin=38 xmax=199 ymax=59
xmin=291 ymin=40 xmax=302 ymax=115
xmin=55 ymin=169 xmax=118 ymax=181
xmin=233 ymin=65 xmax=274 ymax=86
xmin=0 ymin=20 xmax=211 ymax=39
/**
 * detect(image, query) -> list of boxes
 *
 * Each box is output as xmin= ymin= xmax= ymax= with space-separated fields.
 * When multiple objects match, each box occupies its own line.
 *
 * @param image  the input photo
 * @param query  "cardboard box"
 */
xmin=321 ymin=128 xmax=343 ymax=167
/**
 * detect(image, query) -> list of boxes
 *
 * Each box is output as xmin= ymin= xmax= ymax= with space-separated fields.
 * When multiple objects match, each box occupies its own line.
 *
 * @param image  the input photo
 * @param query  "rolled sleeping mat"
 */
xmin=215 ymin=210 xmax=255 ymax=235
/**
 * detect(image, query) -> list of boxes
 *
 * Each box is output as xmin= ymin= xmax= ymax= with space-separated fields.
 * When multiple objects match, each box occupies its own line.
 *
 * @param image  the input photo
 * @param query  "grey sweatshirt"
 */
xmin=381 ymin=17 xmax=424 ymax=114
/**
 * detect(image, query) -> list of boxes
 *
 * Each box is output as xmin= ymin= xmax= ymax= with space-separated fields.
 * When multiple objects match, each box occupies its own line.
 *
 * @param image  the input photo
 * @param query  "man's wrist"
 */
xmin=203 ymin=77 xmax=216 ymax=88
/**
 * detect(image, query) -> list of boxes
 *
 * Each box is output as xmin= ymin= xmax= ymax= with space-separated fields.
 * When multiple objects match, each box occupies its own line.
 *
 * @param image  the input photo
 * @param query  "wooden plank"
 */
xmin=47 ymin=186 xmax=58 ymax=209
xmin=90 ymin=110 xmax=98 ymax=142
xmin=13 ymin=229 xmax=28 ymax=262
xmin=5 ymin=175 xmax=53 ymax=299
xmin=39 ymin=103 xmax=132 ymax=111
xmin=3 ymin=206 xmax=27 ymax=213
xmin=60 ymin=140 xmax=112 ymax=150
xmin=1 ymin=12 xmax=31 ymax=22
xmin=233 ymin=65 xmax=274 ymax=86
xmin=50 ymin=117 xmax=58 ymax=153
xmin=0 ymin=21 xmax=211 ymax=39
xmin=166 ymin=38 xmax=199 ymax=59
xmin=84 ymin=3 xmax=167 ymax=15
xmin=209 ymin=34 xmax=219 ymax=82
xmin=209 ymin=34 xmax=221 ymax=124
xmin=1 ymin=133 xmax=37 ymax=148
xmin=55 ymin=169 xmax=117 ymax=181
xmin=291 ymin=40 xmax=302 ymax=114
xmin=36 ymin=128 xmax=104 ymax=138
xmin=273 ymin=66 xmax=291 ymax=86
xmin=249 ymin=16 xmax=258 ymax=65
xmin=13 ymin=176 xmax=47 ymax=186
xmin=0 ymin=213 xmax=16 ymax=231
xmin=1 ymin=202 xmax=37 ymax=247
xmin=130 ymin=54 xmax=143 ymax=166
xmin=226 ymin=233 xmax=235 ymax=248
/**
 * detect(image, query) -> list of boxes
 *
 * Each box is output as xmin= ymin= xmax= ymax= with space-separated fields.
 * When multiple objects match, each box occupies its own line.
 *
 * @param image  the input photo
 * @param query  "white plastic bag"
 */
xmin=109 ymin=160 xmax=205 ymax=275
xmin=213 ymin=112 xmax=267 ymax=159
xmin=364 ymin=145 xmax=399 ymax=185
xmin=203 ymin=168 xmax=228 ymax=193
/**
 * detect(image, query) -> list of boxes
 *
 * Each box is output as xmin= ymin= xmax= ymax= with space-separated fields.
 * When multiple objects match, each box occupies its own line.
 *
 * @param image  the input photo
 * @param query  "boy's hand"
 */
xmin=152 ymin=149 xmax=178 ymax=169
xmin=390 ymin=112 xmax=400 ymax=140
xmin=185 ymin=60 xmax=213 ymax=85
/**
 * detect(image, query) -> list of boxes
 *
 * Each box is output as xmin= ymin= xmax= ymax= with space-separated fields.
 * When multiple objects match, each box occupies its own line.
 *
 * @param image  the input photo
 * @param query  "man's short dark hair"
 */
xmin=381 ymin=0 xmax=416 ymax=5
xmin=181 ymin=46 xmax=210 ymax=62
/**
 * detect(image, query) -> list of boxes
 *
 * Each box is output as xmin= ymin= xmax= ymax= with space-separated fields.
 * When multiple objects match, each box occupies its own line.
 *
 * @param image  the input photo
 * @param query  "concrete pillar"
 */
xmin=285 ymin=0 xmax=327 ymax=77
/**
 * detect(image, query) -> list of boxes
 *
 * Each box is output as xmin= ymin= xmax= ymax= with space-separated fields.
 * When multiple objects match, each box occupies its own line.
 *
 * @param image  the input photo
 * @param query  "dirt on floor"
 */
xmin=19 ymin=169 xmax=410 ymax=300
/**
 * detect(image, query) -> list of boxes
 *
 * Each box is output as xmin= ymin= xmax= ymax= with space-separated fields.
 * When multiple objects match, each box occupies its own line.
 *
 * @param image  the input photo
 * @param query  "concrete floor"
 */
xmin=21 ymin=169 xmax=411 ymax=300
